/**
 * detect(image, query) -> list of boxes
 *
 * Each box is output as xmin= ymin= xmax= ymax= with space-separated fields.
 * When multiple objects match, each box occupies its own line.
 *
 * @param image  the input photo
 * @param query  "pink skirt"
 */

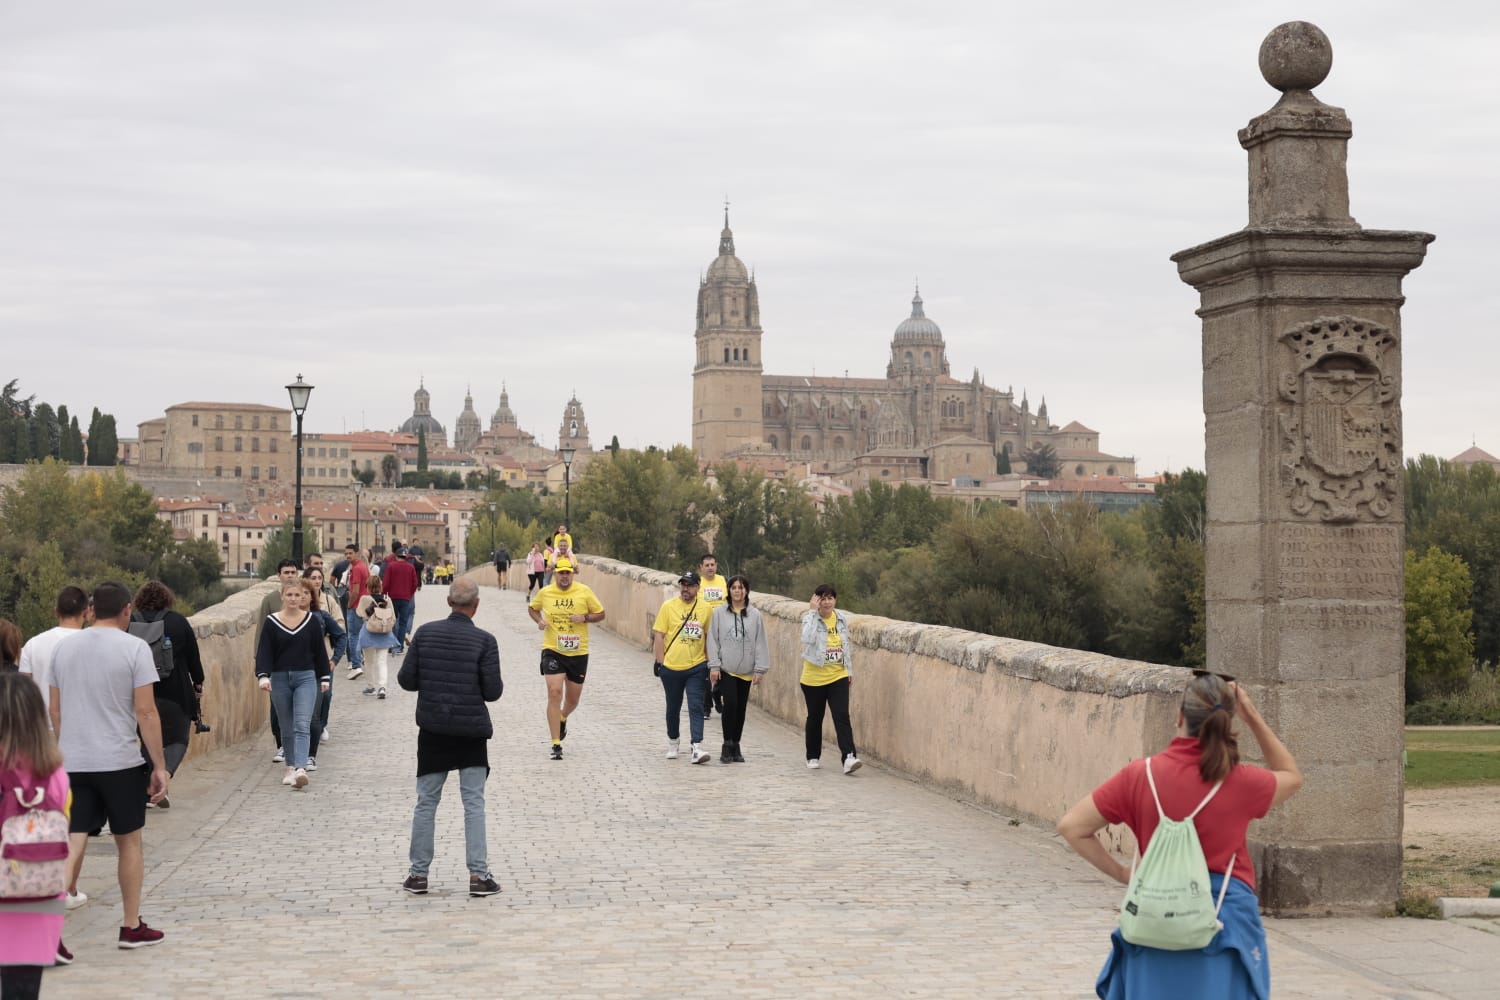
xmin=0 ymin=907 xmax=64 ymax=965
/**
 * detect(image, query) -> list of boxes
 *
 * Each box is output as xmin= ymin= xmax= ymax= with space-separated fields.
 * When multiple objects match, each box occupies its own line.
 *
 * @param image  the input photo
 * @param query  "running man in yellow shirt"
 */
xmin=528 ymin=558 xmax=605 ymax=761
xmin=651 ymin=570 xmax=714 ymax=764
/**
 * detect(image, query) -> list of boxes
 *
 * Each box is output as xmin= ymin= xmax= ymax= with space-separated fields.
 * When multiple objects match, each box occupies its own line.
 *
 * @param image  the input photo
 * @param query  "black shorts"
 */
xmin=539 ymin=650 xmax=588 ymax=684
xmin=68 ymin=765 xmax=149 ymax=836
xmin=497 ymin=562 xmax=510 ymax=572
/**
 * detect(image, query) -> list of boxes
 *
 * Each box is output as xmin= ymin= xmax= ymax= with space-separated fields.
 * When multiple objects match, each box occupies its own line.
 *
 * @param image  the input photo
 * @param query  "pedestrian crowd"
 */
xmin=0 ymin=522 xmax=1303 ymax=1000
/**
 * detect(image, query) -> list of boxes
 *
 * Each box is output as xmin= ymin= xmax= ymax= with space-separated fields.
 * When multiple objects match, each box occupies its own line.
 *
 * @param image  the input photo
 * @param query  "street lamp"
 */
xmin=372 ymin=515 xmax=382 ymax=559
xmin=286 ymin=374 xmax=314 ymax=565
xmin=351 ymin=480 xmax=363 ymax=550
xmin=487 ymin=501 xmax=497 ymax=566
xmin=559 ymin=446 xmax=576 ymax=534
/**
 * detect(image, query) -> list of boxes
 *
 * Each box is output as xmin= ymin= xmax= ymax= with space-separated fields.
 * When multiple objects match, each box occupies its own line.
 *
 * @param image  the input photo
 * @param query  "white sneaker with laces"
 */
xmin=807 ymin=759 xmax=821 ymax=770
xmin=65 ymin=889 xmax=88 ymax=910
xmin=272 ymin=747 xmax=285 ymax=764
xmin=690 ymin=744 xmax=711 ymax=765
xmin=306 ymin=757 xmax=317 ymax=772
xmin=665 ymin=740 xmax=680 ymax=760
xmin=319 ymin=727 xmax=331 ymax=743
xmin=347 ymin=667 xmax=363 ymax=680
xmin=282 ymin=768 xmax=296 ymax=786
xmin=843 ymin=754 xmax=862 ymax=775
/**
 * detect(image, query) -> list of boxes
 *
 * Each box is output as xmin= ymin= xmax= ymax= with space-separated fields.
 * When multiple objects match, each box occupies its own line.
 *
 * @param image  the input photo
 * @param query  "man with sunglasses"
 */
xmin=528 ymin=558 xmax=605 ymax=761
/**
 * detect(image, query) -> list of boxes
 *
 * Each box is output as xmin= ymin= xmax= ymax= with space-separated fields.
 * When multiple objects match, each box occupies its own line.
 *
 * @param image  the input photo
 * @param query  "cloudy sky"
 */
xmin=3 ymin=1 xmax=1496 ymax=475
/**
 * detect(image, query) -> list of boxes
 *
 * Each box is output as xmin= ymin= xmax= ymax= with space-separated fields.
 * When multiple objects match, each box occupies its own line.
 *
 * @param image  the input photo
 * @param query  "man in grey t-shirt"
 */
xmin=50 ymin=580 xmax=170 ymax=949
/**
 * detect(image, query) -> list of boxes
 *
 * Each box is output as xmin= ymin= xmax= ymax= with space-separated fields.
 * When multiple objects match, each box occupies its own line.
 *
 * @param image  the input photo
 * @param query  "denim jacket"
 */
xmin=800 ymin=609 xmax=852 ymax=676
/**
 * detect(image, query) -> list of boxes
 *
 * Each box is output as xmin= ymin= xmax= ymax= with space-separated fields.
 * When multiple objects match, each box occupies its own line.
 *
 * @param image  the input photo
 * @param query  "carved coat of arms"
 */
xmin=1278 ymin=317 xmax=1399 ymax=523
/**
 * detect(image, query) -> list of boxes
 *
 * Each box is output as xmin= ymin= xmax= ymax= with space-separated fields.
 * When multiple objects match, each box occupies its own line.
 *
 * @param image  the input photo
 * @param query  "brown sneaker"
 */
xmin=118 ymin=919 xmax=165 ymax=949
xmin=403 ymin=874 xmax=429 ymax=895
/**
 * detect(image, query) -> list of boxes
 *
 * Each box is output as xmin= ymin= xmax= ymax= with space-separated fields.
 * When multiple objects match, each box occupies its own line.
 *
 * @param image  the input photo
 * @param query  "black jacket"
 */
xmin=397 ymin=611 xmax=502 ymax=738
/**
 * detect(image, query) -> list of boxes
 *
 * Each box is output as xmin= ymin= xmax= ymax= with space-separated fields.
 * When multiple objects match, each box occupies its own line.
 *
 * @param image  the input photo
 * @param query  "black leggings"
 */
xmin=801 ymin=678 xmax=856 ymax=761
xmin=1 ymin=966 xmax=44 ymax=1000
xmin=527 ymin=572 xmax=542 ymax=593
xmin=718 ymin=675 xmax=752 ymax=743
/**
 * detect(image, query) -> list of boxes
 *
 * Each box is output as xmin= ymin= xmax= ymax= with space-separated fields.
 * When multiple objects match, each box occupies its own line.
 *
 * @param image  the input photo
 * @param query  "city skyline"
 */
xmin=4 ymin=3 xmax=1497 ymax=474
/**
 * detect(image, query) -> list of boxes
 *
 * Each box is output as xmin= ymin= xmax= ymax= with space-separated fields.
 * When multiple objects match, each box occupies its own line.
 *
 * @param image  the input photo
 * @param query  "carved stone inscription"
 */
xmin=1278 ymin=316 xmax=1400 ymax=523
xmin=1277 ymin=524 xmax=1401 ymax=599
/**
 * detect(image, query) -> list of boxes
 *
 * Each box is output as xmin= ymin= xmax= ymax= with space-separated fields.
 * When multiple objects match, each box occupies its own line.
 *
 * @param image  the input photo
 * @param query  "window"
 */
xmin=733 ymin=407 xmax=741 ymax=418
xmin=768 ymin=435 xmax=779 ymax=449
xmin=187 ymin=442 xmax=202 ymax=453
xmin=215 ymin=415 xmax=223 ymax=429
xmin=733 ymin=348 xmax=740 ymax=361
xmin=251 ymin=466 xmax=260 ymax=480
xmin=251 ymin=549 xmax=258 ymax=560
xmin=201 ymin=514 xmax=209 ymax=527
xmin=191 ymin=414 xmax=199 ymax=427
xmin=1075 ymin=465 xmax=1086 ymax=477
xmin=234 ymin=437 xmax=243 ymax=452
xmin=234 ymin=466 xmax=242 ymax=478
xmin=253 ymin=415 xmax=262 ymax=430
xmin=923 ymin=351 xmax=932 ymax=368
xmin=251 ymin=438 xmax=260 ymax=452
xmin=905 ymin=351 xmax=913 ymax=365
xmin=340 ymin=448 xmax=348 ymax=458
xmin=270 ymin=438 xmax=278 ymax=453
xmin=834 ymin=435 xmax=844 ymax=450
xmin=235 ymin=415 xmax=243 ymax=429
xmin=269 ymin=466 xmax=278 ymax=480
xmin=214 ymin=435 xmax=223 ymax=451
xmin=881 ymin=469 xmax=890 ymax=477
xmin=270 ymin=415 xmax=279 ymax=429
xmin=214 ymin=466 xmax=222 ymax=477
xmin=222 ymin=531 xmax=230 ymax=543
xmin=724 ymin=348 xmax=730 ymax=362
xmin=1107 ymin=466 xmax=1117 ymax=476
xmin=800 ymin=435 xmax=812 ymax=450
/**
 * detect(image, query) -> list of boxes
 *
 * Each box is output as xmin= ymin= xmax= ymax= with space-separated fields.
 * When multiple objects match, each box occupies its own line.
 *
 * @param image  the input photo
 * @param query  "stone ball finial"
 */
xmin=1258 ymin=21 xmax=1332 ymax=92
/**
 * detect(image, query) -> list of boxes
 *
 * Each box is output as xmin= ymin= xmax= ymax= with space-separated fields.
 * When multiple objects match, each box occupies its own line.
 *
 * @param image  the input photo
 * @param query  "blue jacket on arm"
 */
xmin=397 ymin=611 xmax=503 ymax=738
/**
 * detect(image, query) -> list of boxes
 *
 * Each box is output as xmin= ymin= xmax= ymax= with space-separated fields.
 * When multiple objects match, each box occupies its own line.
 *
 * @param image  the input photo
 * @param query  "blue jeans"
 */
xmin=659 ymin=662 xmax=709 ymax=744
xmin=269 ymin=670 xmax=318 ymax=769
xmin=345 ymin=608 xmax=364 ymax=668
xmin=409 ymin=767 xmax=488 ymax=877
xmin=393 ymin=598 xmax=415 ymax=648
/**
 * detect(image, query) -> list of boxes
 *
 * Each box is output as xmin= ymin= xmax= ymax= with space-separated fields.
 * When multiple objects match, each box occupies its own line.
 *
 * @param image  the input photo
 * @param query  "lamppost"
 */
xmin=351 ymin=479 xmax=363 ymax=550
xmin=559 ymin=445 xmax=575 ymax=534
xmin=487 ymin=501 xmax=497 ymax=565
xmin=372 ymin=516 xmax=382 ymax=560
xmin=286 ymin=374 xmax=314 ymax=565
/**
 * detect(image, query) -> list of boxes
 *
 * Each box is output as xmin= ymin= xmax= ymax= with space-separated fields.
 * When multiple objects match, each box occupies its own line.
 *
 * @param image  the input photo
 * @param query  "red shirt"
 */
xmin=382 ymin=557 xmax=419 ymax=600
xmin=1092 ymin=736 xmax=1277 ymax=892
xmin=347 ymin=560 xmax=370 ymax=607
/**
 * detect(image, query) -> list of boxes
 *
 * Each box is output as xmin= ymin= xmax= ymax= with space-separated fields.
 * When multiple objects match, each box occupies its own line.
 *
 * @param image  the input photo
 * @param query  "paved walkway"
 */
xmin=52 ymin=586 xmax=1497 ymax=999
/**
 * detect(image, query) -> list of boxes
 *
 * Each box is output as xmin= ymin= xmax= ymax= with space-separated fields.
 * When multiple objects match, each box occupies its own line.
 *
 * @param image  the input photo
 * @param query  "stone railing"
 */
xmin=538 ymin=556 xmax=1187 ymax=841
xmin=180 ymin=581 xmax=279 ymax=761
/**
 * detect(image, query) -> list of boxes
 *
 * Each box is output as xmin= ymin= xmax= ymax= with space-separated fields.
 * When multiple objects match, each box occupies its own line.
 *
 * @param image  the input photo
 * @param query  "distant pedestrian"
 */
xmin=706 ymin=575 xmax=770 ymax=764
xmin=0 ymin=671 xmax=71 ymax=993
xmin=50 ymin=581 xmax=170 ymax=949
xmin=651 ymin=570 xmax=713 ymax=764
xmin=800 ymin=584 xmax=860 ymax=775
xmin=255 ymin=579 xmax=330 ymax=790
xmin=696 ymin=553 xmax=729 ymax=719
xmin=397 ymin=578 xmax=503 ymax=898
xmin=131 ymin=581 xmax=206 ymax=796
xmin=355 ymin=576 xmax=400 ymax=699
xmin=382 ymin=546 xmax=420 ymax=653
xmin=494 ymin=545 xmax=510 ymax=590
xmin=527 ymin=558 xmax=605 ymax=760
xmin=1057 ymin=673 xmax=1303 ymax=998
xmin=526 ymin=543 xmax=545 ymax=595
xmin=342 ymin=545 xmax=371 ymax=681
xmin=302 ymin=567 xmax=347 ymax=766
xmin=541 ymin=541 xmax=557 ymax=588
xmin=17 ymin=586 xmax=90 ymax=722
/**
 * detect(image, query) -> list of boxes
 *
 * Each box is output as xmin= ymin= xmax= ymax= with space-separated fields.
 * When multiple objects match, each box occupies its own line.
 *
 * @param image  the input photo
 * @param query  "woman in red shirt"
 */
xmin=1057 ymin=674 xmax=1302 ymax=999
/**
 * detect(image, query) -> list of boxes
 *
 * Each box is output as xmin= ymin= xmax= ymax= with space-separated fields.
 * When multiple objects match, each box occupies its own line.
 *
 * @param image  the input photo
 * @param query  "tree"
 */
xmin=1405 ymin=456 xmax=1500 ymax=664
xmin=255 ymin=525 xmax=322 ymax=578
xmin=0 ymin=380 xmax=33 ymax=463
xmin=1020 ymin=443 xmax=1060 ymax=479
xmin=30 ymin=403 xmax=60 ymax=460
xmin=64 ymin=415 xmax=85 ymax=464
xmin=709 ymin=462 xmax=822 ymax=590
xmin=570 ymin=446 xmax=712 ymax=570
xmin=356 ymin=468 xmax=376 ymax=486
xmin=1406 ymin=546 xmax=1475 ymax=701
xmin=380 ymin=453 xmax=400 ymax=486
xmin=416 ymin=427 xmax=429 ymax=472
xmin=85 ymin=408 xmax=118 ymax=465
xmin=609 ymin=435 xmax=620 ymax=457
xmin=997 ymin=447 xmax=1012 ymax=475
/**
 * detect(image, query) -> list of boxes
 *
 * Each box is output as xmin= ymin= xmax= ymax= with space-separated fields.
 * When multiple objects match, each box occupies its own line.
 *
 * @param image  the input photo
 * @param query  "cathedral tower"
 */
xmin=558 ymin=392 xmax=591 ymax=452
xmin=454 ymin=386 xmax=482 ymax=453
xmin=692 ymin=208 xmax=765 ymax=460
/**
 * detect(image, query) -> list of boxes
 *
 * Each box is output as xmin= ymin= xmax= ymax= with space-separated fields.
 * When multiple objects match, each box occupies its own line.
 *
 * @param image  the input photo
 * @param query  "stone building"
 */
xmin=136 ymin=402 xmax=294 ymax=483
xmin=453 ymin=387 xmax=483 ymax=453
xmin=398 ymin=380 xmax=447 ymax=447
xmin=690 ymin=214 xmax=1134 ymax=482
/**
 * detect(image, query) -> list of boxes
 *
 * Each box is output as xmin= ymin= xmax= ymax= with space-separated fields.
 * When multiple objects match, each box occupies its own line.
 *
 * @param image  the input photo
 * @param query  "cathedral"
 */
xmin=398 ymin=383 xmax=591 ymax=466
xmin=690 ymin=214 xmax=1134 ymax=485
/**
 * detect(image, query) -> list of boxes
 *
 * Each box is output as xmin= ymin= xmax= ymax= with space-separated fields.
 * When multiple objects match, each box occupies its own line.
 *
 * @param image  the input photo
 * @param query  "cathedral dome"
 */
xmin=894 ymin=290 xmax=942 ymax=341
xmin=705 ymin=212 xmax=750 ymax=283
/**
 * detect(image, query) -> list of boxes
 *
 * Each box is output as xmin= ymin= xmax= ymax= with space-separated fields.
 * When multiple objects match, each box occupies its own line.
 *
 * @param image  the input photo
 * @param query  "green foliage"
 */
xmin=465 ymin=512 xmax=539 ymax=568
xmin=708 ymin=463 xmax=821 ymax=590
xmin=1405 ymin=546 xmax=1476 ymax=701
xmin=608 ymin=435 xmax=620 ymax=456
xmin=159 ymin=537 xmax=229 ymax=612
xmin=85 ymin=407 xmax=118 ymax=465
xmin=996 ymin=447 xmax=1011 ymax=475
xmin=416 ymin=427 xmax=429 ymax=471
xmin=380 ymin=454 xmax=399 ymax=486
xmin=1406 ymin=456 xmax=1500 ymax=664
xmin=355 ymin=468 xmax=376 ymax=486
xmin=822 ymin=481 xmax=953 ymax=554
xmin=255 ymin=525 xmax=322 ymax=578
xmin=570 ymin=446 xmax=711 ymax=571
xmin=1405 ymin=669 xmax=1500 ymax=725
xmin=1020 ymin=442 xmax=1060 ymax=479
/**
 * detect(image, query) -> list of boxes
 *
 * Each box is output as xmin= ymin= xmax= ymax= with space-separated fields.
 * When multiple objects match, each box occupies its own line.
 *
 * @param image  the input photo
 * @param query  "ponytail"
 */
xmin=1181 ymin=674 xmax=1240 ymax=783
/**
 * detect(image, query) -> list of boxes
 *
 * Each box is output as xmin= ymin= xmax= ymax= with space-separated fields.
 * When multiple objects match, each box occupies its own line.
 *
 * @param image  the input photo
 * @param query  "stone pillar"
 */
xmin=1172 ymin=22 xmax=1434 ymax=914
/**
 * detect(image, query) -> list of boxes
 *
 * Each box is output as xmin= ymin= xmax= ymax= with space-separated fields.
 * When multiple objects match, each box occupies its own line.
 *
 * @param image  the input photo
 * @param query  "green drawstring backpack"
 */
xmin=1118 ymin=756 xmax=1235 ymax=951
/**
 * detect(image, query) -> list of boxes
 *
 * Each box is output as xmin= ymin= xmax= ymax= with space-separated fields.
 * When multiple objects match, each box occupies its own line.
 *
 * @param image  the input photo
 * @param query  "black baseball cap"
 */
xmin=678 ymin=571 xmax=701 ymax=585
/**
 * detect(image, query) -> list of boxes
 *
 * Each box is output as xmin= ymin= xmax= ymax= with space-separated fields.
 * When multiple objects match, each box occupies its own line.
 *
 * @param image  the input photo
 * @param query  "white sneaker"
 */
xmin=65 ymin=889 xmax=88 ymax=910
xmin=282 ymin=768 xmax=296 ymax=786
xmin=319 ymin=727 xmax=331 ymax=743
xmin=690 ymin=744 xmax=711 ymax=765
xmin=665 ymin=740 xmax=680 ymax=760
xmin=306 ymin=757 xmax=317 ymax=772
xmin=843 ymin=754 xmax=862 ymax=775
xmin=347 ymin=667 xmax=363 ymax=680
xmin=293 ymin=769 xmax=309 ymax=789
xmin=272 ymin=747 xmax=285 ymax=764
xmin=807 ymin=759 xmax=821 ymax=770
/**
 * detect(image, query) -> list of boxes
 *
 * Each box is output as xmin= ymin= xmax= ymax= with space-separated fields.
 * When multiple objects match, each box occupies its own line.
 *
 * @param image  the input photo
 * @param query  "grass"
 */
xmin=1404 ymin=728 xmax=1500 ymax=788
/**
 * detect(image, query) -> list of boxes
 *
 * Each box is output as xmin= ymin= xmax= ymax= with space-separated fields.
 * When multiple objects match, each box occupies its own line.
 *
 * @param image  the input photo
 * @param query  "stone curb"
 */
xmin=1438 ymin=897 xmax=1500 ymax=919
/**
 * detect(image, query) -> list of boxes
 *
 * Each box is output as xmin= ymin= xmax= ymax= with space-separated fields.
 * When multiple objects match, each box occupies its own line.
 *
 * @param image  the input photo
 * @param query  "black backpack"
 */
xmin=128 ymin=611 xmax=176 ymax=681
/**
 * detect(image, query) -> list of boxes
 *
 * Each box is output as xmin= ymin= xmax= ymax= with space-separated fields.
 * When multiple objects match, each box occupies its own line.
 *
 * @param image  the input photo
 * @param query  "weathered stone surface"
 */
xmin=1254 ymin=840 xmax=1403 ymax=916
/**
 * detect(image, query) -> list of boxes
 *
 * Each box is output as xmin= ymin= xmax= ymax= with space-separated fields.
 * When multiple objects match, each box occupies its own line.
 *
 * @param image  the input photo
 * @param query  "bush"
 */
xmin=1405 ymin=669 xmax=1500 ymax=725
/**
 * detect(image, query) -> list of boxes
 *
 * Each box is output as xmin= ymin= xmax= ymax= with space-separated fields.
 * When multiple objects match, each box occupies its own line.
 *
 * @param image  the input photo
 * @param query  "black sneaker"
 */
xmin=469 ymin=875 xmax=502 ymax=897
xmin=550 ymin=744 xmax=563 ymax=761
xmin=403 ymin=874 xmax=429 ymax=895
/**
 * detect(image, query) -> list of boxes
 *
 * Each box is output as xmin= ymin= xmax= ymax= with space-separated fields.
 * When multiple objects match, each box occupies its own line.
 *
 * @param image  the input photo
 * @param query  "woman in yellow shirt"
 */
xmin=799 ymin=584 xmax=861 ymax=774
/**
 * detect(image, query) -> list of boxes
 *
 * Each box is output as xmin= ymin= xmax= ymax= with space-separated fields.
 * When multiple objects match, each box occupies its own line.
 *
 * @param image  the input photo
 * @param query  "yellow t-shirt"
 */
xmin=699 ymin=574 xmax=729 ymax=611
xmin=653 ymin=598 xmax=709 ymax=671
xmin=800 ymin=614 xmax=849 ymax=686
xmin=530 ymin=582 xmax=604 ymax=655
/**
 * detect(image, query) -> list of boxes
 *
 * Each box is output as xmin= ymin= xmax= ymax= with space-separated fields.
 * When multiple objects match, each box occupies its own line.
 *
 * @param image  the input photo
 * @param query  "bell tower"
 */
xmin=558 ymin=392 xmax=591 ymax=452
xmin=692 ymin=206 xmax=765 ymax=460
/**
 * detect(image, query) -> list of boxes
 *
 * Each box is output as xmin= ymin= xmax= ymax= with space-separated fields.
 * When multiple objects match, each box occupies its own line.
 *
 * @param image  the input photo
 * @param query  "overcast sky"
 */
xmin=3 ymin=1 xmax=1496 ymax=475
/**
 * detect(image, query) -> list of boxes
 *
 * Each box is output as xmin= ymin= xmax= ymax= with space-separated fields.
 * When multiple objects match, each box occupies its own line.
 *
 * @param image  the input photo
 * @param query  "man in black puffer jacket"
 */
xmin=396 ymin=578 xmax=504 ymax=897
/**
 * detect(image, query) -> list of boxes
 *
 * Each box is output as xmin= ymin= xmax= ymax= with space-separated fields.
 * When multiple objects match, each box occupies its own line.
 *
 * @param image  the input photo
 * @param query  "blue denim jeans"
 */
xmin=269 ymin=670 xmax=318 ymax=769
xmin=393 ymin=598 xmax=415 ymax=648
xmin=344 ymin=608 xmax=364 ymax=668
xmin=409 ymin=767 xmax=489 ymax=877
xmin=659 ymin=662 xmax=709 ymax=744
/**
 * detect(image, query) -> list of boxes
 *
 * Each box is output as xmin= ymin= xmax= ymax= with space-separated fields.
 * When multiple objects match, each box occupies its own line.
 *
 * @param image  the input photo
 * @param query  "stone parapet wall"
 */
xmin=180 ymin=581 xmax=278 ymax=761
xmin=564 ymin=555 xmax=1183 ymax=836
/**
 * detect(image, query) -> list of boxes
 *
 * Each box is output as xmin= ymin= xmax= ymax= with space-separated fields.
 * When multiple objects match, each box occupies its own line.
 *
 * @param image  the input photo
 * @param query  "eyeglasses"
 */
xmin=1191 ymin=669 xmax=1237 ymax=684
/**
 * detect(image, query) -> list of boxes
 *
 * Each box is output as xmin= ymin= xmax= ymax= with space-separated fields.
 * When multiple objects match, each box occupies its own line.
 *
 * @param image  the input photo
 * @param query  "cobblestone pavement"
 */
xmin=50 ymin=586 xmax=1497 ymax=999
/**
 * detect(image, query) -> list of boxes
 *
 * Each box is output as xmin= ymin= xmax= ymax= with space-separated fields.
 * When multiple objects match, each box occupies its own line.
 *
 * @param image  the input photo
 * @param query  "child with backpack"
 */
xmin=0 ymin=671 xmax=72 ymax=997
xmin=1056 ymin=672 xmax=1303 ymax=999
xmin=355 ymin=576 xmax=399 ymax=700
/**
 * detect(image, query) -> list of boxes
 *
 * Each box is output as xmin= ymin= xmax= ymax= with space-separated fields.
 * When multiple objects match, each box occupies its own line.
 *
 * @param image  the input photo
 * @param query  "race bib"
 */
xmin=824 ymin=647 xmax=844 ymax=665
xmin=703 ymin=586 xmax=725 ymax=604
xmin=681 ymin=620 xmax=704 ymax=642
xmin=557 ymin=633 xmax=582 ymax=653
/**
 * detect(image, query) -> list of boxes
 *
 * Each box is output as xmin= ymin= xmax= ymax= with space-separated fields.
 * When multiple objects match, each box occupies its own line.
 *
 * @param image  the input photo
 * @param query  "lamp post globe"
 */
xmin=286 ymin=375 xmax=314 ymax=565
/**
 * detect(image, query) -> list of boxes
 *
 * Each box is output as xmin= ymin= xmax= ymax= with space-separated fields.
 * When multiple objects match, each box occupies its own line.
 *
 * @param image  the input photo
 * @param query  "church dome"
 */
xmin=894 ymin=290 xmax=942 ymax=341
xmin=705 ymin=211 xmax=750 ymax=283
